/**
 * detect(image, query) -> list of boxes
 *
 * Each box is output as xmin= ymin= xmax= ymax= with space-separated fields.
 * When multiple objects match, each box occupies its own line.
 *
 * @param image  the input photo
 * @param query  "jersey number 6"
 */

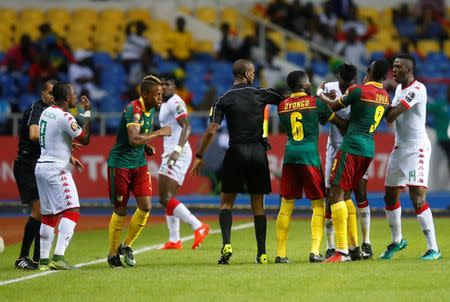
xmin=290 ymin=112 xmax=304 ymax=141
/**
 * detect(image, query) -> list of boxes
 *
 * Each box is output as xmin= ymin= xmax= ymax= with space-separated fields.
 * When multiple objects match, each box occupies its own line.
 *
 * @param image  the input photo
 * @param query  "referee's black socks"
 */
xmin=19 ymin=216 xmax=41 ymax=261
xmin=219 ymin=209 xmax=232 ymax=245
xmin=254 ymin=215 xmax=267 ymax=256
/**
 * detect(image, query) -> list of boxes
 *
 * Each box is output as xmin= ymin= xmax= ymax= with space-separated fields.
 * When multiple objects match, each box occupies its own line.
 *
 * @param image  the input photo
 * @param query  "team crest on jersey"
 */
xmin=117 ymin=195 xmax=123 ymax=202
xmin=71 ymin=122 xmax=79 ymax=132
xmin=176 ymin=104 xmax=183 ymax=114
xmin=405 ymin=91 xmax=415 ymax=103
xmin=133 ymin=113 xmax=141 ymax=123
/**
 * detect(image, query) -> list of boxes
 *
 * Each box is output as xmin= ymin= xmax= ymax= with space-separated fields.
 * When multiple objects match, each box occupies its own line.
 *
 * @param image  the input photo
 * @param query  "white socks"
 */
xmin=416 ymin=204 xmax=439 ymax=251
xmin=54 ymin=218 xmax=77 ymax=256
xmin=173 ymin=203 xmax=202 ymax=230
xmin=357 ymin=201 xmax=371 ymax=244
xmin=165 ymin=215 xmax=181 ymax=242
xmin=40 ymin=223 xmax=55 ymax=260
xmin=385 ymin=202 xmax=402 ymax=244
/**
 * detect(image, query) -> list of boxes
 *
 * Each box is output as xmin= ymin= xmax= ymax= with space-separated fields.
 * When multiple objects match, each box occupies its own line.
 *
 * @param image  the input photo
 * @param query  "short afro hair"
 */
xmin=371 ymin=59 xmax=390 ymax=82
xmin=286 ymin=70 xmax=308 ymax=91
xmin=338 ymin=63 xmax=357 ymax=82
xmin=140 ymin=75 xmax=161 ymax=94
xmin=52 ymin=82 xmax=72 ymax=102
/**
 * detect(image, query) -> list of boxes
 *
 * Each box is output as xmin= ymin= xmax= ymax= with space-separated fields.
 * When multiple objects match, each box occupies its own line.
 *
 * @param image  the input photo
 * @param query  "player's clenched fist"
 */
xmin=80 ymin=95 xmax=91 ymax=110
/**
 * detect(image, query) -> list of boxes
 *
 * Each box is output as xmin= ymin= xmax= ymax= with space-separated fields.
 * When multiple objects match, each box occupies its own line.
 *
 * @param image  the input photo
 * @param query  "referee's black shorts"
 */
xmin=13 ymin=158 xmax=39 ymax=205
xmin=221 ymin=142 xmax=271 ymax=194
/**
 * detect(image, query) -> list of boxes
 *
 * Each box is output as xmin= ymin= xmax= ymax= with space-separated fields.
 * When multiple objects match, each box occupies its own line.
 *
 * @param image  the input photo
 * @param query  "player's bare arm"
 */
xmin=168 ymin=116 xmax=191 ymax=167
xmin=330 ymin=114 xmax=348 ymax=134
xmin=190 ymin=122 xmax=220 ymax=176
xmin=29 ymin=124 xmax=39 ymax=142
xmin=319 ymin=92 xmax=345 ymax=112
xmin=70 ymin=155 xmax=85 ymax=173
xmin=385 ymin=104 xmax=408 ymax=123
xmin=127 ymin=125 xmax=172 ymax=147
xmin=77 ymin=95 xmax=92 ymax=146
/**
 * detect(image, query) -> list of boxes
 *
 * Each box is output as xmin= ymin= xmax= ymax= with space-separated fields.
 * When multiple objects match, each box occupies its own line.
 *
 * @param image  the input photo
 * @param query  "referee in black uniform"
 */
xmin=13 ymin=79 xmax=57 ymax=270
xmin=191 ymin=59 xmax=283 ymax=264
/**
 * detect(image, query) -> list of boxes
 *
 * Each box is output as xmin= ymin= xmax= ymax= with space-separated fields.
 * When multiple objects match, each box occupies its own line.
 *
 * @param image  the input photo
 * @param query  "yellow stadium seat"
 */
xmin=73 ymin=8 xmax=97 ymax=22
xmin=357 ymin=7 xmax=380 ymax=23
xmin=418 ymin=40 xmax=440 ymax=54
xmin=47 ymin=8 xmax=70 ymax=22
xmin=195 ymin=40 xmax=214 ymax=54
xmin=178 ymin=6 xmax=191 ymax=15
xmin=366 ymin=40 xmax=387 ymax=53
xmin=196 ymin=6 xmax=217 ymax=26
xmin=287 ymin=39 xmax=307 ymax=53
xmin=19 ymin=8 xmax=45 ymax=23
xmin=221 ymin=7 xmax=239 ymax=28
xmin=126 ymin=8 xmax=151 ymax=23
xmin=0 ymin=8 xmax=16 ymax=23
xmin=267 ymin=30 xmax=284 ymax=48
xmin=148 ymin=19 xmax=171 ymax=34
xmin=444 ymin=40 xmax=450 ymax=57
xmin=67 ymin=35 xmax=93 ymax=50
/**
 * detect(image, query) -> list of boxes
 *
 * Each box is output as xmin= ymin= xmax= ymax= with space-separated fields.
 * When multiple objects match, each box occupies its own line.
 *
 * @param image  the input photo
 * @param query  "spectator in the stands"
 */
xmin=238 ymin=24 xmax=280 ymax=67
xmin=127 ymin=47 xmax=158 ymax=99
xmin=341 ymin=5 xmax=367 ymax=37
xmin=37 ymin=23 xmax=75 ymax=72
xmin=215 ymin=22 xmax=240 ymax=62
xmin=1 ymin=34 xmax=38 ymax=72
xmin=69 ymin=50 xmax=106 ymax=104
xmin=393 ymin=4 xmax=419 ymax=46
xmin=168 ymin=16 xmax=194 ymax=67
xmin=333 ymin=0 xmax=355 ymax=20
xmin=417 ymin=8 xmax=447 ymax=49
xmin=288 ymin=1 xmax=317 ymax=37
xmin=266 ymin=0 xmax=290 ymax=29
xmin=121 ymin=21 xmax=151 ymax=72
xmin=335 ymin=28 xmax=367 ymax=68
xmin=319 ymin=1 xmax=338 ymax=32
xmin=416 ymin=0 xmax=445 ymax=17
xmin=28 ymin=52 xmax=58 ymax=93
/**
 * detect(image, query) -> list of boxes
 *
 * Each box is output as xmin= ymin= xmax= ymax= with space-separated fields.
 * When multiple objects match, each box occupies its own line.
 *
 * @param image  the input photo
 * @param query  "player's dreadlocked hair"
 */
xmin=372 ymin=59 xmax=390 ymax=82
xmin=395 ymin=53 xmax=416 ymax=73
xmin=338 ymin=63 xmax=357 ymax=83
xmin=140 ymin=75 xmax=161 ymax=94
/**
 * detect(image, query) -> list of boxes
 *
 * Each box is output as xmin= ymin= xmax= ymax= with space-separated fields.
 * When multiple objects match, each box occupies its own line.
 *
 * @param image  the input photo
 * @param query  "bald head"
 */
xmin=232 ymin=59 xmax=255 ymax=84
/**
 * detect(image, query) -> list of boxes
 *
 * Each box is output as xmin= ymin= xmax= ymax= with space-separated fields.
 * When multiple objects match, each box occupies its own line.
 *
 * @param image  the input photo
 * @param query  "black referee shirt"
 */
xmin=209 ymin=84 xmax=283 ymax=145
xmin=17 ymin=99 xmax=48 ymax=161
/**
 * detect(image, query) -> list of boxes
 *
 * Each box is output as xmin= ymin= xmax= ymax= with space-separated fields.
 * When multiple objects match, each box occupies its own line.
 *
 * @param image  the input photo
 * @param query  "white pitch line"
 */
xmin=0 ymin=222 xmax=254 ymax=287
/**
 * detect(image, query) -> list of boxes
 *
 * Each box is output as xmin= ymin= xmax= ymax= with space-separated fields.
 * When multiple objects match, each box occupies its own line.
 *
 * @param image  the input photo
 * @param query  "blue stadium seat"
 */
xmin=18 ymin=94 xmax=38 ymax=112
xmin=92 ymin=52 xmax=113 ymax=66
xmin=312 ymin=61 xmax=329 ymax=77
xmin=0 ymin=99 xmax=11 ymax=124
xmin=370 ymin=51 xmax=385 ymax=61
xmin=189 ymin=116 xmax=207 ymax=134
xmin=158 ymin=61 xmax=180 ymax=73
xmin=286 ymin=52 xmax=306 ymax=67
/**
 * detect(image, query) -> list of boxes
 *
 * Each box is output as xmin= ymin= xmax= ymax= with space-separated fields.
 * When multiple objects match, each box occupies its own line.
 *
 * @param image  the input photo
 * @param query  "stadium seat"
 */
xmin=0 ymin=8 xmax=16 ymax=23
xmin=195 ymin=40 xmax=214 ymax=54
xmin=178 ymin=6 xmax=192 ymax=15
xmin=72 ymin=8 xmax=98 ymax=22
xmin=286 ymin=39 xmax=307 ymax=53
xmin=312 ymin=61 xmax=329 ymax=77
xmin=99 ymin=8 xmax=124 ymax=21
xmin=47 ymin=8 xmax=71 ymax=22
xmin=267 ymin=31 xmax=284 ymax=48
xmin=221 ymin=7 xmax=239 ymax=28
xmin=418 ymin=40 xmax=440 ymax=55
xmin=444 ymin=40 xmax=450 ymax=57
xmin=126 ymin=8 xmax=152 ymax=25
xmin=357 ymin=7 xmax=380 ymax=23
xmin=196 ymin=6 xmax=217 ymax=26
xmin=0 ymin=99 xmax=11 ymax=125
xmin=286 ymin=52 xmax=306 ymax=67
xmin=19 ymin=8 xmax=45 ymax=24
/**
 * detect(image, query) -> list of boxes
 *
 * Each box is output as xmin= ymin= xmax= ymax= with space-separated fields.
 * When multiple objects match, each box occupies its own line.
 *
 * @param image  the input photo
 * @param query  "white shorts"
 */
xmin=35 ymin=163 xmax=80 ymax=215
xmin=325 ymin=138 xmax=368 ymax=188
xmin=385 ymin=142 xmax=431 ymax=188
xmin=158 ymin=145 xmax=192 ymax=186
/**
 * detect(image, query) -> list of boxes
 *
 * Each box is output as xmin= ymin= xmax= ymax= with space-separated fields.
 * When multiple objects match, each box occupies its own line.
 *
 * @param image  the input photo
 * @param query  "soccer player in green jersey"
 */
xmin=319 ymin=59 xmax=390 ymax=262
xmin=107 ymin=75 xmax=172 ymax=268
xmin=275 ymin=70 xmax=348 ymax=263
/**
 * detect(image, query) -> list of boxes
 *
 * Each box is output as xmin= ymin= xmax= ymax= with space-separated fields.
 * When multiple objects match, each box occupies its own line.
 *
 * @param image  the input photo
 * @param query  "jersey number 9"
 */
xmin=369 ymin=106 xmax=385 ymax=133
xmin=290 ymin=112 xmax=304 ymax=141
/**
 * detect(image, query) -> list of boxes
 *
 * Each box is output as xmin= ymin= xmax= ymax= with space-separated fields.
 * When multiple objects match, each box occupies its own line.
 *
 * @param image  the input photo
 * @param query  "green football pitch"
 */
xmin=0 ymin=217 xmax=449 ymax=301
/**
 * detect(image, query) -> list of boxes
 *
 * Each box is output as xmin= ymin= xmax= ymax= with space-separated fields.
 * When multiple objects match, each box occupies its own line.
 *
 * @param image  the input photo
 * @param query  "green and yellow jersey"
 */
xmin=107 ymin=98 xmax=155 ymax=168
xmin=338 ymin=82 xmax=390 ymax=158
xmin=278 ymin=92 xmax=333 ymax=166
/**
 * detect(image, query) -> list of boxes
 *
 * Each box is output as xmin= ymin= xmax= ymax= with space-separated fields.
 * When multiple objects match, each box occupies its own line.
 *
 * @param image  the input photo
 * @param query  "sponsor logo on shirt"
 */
xmin=71 ymin=122 xmax=79 ymax=132
xmin=404 ymin=91 xmax=415 ymax=103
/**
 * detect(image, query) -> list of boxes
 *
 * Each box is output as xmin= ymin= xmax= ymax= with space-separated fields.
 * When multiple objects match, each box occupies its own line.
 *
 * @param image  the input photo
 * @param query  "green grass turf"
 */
xmin=0 ymin=217 xmax=449 ymax=301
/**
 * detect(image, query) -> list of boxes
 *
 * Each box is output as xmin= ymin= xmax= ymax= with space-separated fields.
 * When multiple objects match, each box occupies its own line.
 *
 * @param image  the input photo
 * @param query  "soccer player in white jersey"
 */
xmin=35 ymin=82 xmax=92 ymax=270
xmin=381 ymin=54 xmax=441 ymax=260
xmin=158 ymin=74 xmax=210 ymax=250
xmin=317 ymin=63 xmax=373 ymax=260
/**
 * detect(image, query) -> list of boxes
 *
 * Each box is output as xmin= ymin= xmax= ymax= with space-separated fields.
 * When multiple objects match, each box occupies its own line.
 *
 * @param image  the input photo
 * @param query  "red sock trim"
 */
xmin=166 ymin=198 xmax=181 ymax=215
xmin=325 ymin=211 xmax=332 ymax=219
xmin=62 ymin=211 xmax=80 ymax=223
xmin=357 ymin=200 xmax=369 ymax=208
xmin=386 ymin=201 xmax=401 ymax=211
xmin=42 ymin=215 xmax=58 ymax=227
xmin=415 ymin=202 xmax=429 ymax=215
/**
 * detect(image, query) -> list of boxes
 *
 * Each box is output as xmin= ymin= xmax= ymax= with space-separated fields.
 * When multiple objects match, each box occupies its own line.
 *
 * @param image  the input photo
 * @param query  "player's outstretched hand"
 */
xmin=158 ymin=126 xmax=172 ymax=137
xmin=190 ymin=158 xmax=203 ymax=176
xmin=70 ymin=156 xmax=85 ymax=173
xmin=80 ymin=95 xmax=91 ymax=111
